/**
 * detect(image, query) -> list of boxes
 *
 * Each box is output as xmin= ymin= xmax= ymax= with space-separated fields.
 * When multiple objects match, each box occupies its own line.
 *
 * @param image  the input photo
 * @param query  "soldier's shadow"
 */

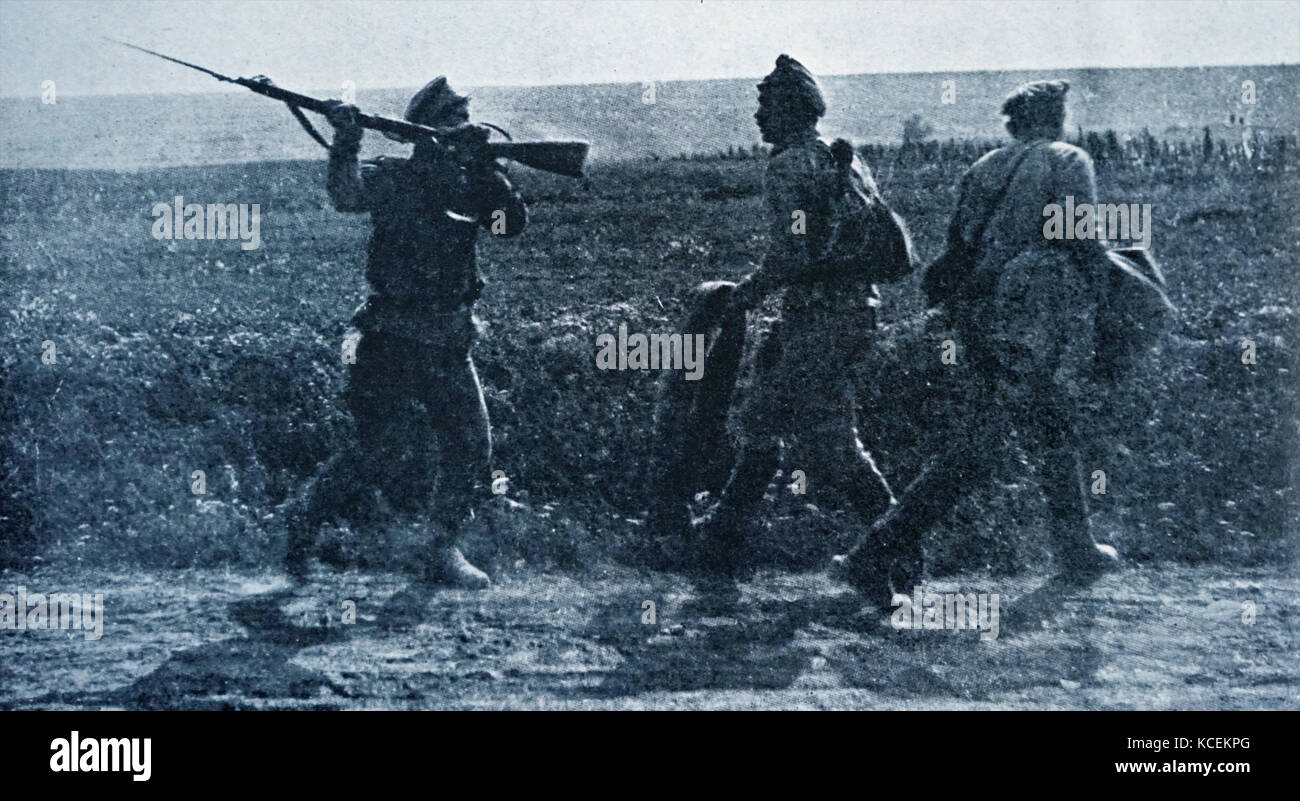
xmin=66 ymin=590 xmax=356 ymax=710
xmin=581 ymin=580 xmax=1104 ymax=701
xmin=580 ymin=589 xmax=822 ymax=698
xmin=815 ymin=578 xmax=1107 ymax=700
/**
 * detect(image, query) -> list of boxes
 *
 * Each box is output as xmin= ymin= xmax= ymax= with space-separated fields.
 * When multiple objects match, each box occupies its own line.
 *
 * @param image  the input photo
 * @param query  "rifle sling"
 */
xmin=965 ymin=140 xmax=1043 ymax=251
xmin=285 ymin=103 xmax=331 ymax=150
xmin=939 ymin=140 xmax=1043 ymax=306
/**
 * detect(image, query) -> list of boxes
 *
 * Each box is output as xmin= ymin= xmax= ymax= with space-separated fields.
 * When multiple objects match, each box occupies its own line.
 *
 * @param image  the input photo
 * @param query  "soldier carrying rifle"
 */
xmin=104 ymin=42 xmax=587 ymax=587
xmin=284 ymin=78 xmax=527 ymax=587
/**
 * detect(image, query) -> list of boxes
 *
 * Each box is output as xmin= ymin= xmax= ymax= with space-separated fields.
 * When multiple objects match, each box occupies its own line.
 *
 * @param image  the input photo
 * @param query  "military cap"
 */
xmin=757 ymin=54 xmax=826 ymax=119
xmin=384 ymin=76 xmax=470 ymax=140
xmin=1001 ymin=79 xmax=1069 ymax=126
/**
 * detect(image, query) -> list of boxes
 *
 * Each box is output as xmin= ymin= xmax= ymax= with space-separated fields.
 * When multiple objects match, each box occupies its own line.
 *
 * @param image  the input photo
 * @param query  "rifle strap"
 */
xmin=481 ymin=122 xmax=512 ymax=141
xmin=928 ymin=140 xmax=1043 ymax=310
xmin=965 ymin=140 xmax=1043 ymax=249
xmin=285 ymin=103 xmax=331 ymax=150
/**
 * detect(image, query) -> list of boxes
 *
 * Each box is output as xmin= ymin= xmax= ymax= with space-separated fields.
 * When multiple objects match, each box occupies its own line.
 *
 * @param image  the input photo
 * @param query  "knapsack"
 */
xmin=818 ymin=138 xmax=915 ymax=284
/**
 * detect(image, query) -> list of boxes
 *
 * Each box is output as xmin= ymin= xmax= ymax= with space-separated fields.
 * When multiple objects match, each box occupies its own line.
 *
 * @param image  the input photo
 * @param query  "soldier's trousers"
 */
xmin=701 ymin=320 xmax=895 ymax=567
xmin=842 ymin=366 xmax=1097 ymax=592
xmin=286 ymin=330 xmax=492 ymax=552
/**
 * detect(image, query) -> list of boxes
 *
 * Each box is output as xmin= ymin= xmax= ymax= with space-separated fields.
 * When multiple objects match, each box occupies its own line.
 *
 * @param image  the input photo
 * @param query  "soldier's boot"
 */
xmin=421 ymin=509 xmax=491 ymax=589
xmin=284 ymin=542 xmax=310 ymax=583
xmin=689 ymin=439 xmax=780 ymax=589
xmin=284 ymin=503 xmax=353 ymax=581
xmin=1043 ymin=447 xmax=1120 ymax=588
xmin=284 ymin=525 xmax=352 ymax=580
xmin=283 ymin=451 xmax=367 ymax=581
xmin=1055 ymin=542 xmax=1119 ymax=587
xmin=316 ymin=540 xmax=350 ymax=572
xmin=1050 ymin=501 xmax=1119 ymax=588
xmin=691 ymin=510 xmax=747 ymax=585
xmin=646 ymin=501 xmax=694 ymax=570
xmin=424 ymin=543 xmax=491 ymax=589
xmin=823 ymin=445 xmax=903 ymax=607
xmin=829 ymin=521 xmax=920 ymax=615
xmin=831 ymin=459 xmax=948 ymax=612
xmin=681 ymin=516 xmax=744 ymax=610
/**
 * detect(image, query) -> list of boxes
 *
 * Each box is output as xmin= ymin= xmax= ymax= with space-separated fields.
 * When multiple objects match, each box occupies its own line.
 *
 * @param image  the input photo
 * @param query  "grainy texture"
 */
xmin=3 ymin=9 xmax=1298 ymax=711
xmin=1 ymin=565 xmax=1294 ymax=709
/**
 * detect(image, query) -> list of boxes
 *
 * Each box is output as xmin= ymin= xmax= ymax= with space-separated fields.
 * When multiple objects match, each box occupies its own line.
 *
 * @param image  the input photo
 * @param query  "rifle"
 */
xmin=107 ymin=39 xmax=589 ymax=178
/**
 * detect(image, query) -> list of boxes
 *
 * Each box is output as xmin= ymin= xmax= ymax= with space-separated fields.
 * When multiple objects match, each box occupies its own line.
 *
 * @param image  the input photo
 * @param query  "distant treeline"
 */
xmin=658 ymin=126 xmax=1299 ymax=173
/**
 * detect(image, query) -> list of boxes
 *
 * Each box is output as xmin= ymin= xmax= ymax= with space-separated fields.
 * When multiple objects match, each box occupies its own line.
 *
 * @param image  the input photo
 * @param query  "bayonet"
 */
xmin=106 ymin=39 xmax=589 ymax=177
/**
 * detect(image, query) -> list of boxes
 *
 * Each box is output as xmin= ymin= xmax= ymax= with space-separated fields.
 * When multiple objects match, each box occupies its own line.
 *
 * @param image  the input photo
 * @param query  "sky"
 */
xmin=1 ymin=0 xmax=1297 ymax=97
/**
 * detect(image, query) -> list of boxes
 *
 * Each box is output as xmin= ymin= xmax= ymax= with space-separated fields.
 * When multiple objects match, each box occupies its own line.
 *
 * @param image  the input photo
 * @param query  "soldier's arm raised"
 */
xmin=448 ymin=124 xmax=527 ymax=236
xmin=324 ymin=101 xmax=371 ymax=213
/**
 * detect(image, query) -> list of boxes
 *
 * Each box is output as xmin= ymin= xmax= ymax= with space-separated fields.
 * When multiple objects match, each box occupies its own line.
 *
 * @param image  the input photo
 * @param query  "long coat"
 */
xmin=948 ymin=138 xmax=1106 ymax=399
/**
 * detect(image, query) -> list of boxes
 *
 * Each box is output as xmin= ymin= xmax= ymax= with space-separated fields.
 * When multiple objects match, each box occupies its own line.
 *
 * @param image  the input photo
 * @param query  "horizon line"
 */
xmin=4 ymin=60 xmax=1297 ymax=102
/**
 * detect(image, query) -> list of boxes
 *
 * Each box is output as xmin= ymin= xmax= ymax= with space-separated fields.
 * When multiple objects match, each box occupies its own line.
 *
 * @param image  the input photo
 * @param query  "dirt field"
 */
xmin=2 ymin=153 xmax=1297 ymax=710
xmin=2 ymin=561 xmax=1295 ymax=710
xmin=4 ymin=158 xmax=1297 ymax=571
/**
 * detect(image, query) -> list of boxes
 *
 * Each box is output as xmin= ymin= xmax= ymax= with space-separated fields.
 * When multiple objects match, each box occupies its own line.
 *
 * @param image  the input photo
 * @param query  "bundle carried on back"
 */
xmin=820 ymin=138 xmax=915 ymax=285
xmin=645 ymin=138 xmax=914 ymax=560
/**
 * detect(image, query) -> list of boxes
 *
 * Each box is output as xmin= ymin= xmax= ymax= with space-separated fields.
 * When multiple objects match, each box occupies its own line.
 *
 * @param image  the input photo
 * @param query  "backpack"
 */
xmin=817 ymin=139 xmax=915 ymax=284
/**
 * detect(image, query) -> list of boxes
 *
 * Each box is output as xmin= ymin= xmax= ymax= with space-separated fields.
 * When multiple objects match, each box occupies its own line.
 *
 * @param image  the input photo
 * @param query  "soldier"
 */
xmin=691 ymin=55 xmax=911 ymax=587
xmin=831 ymin=80 xmax=1119 ymax=610
xmin=283 ymin=77 xmax=527 ymax=587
